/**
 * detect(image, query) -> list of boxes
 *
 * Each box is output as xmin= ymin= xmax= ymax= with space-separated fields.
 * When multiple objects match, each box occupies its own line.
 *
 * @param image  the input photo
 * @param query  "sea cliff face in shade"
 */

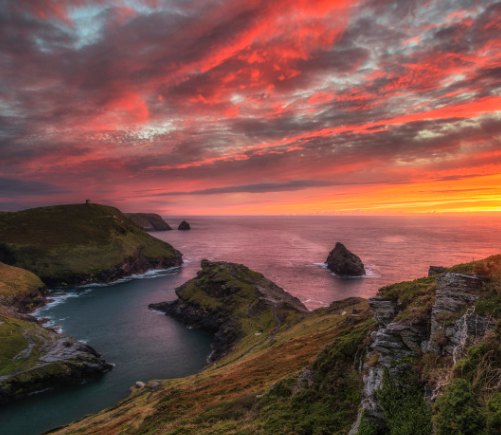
xmin=0 ymin=203 xmax=182 ymax=286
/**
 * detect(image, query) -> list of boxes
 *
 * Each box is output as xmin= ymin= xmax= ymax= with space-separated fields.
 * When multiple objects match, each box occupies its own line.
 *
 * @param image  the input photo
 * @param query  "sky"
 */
xmin=1 ymin=0 xmax=501 ymax=215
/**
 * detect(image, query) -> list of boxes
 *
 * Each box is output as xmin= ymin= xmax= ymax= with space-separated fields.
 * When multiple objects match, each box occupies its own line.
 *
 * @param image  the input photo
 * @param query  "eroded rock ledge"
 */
xmin=150 ymin=259 xmax=307 ymax=362
xmin=354 ymin=271 xmax=495 ymax=432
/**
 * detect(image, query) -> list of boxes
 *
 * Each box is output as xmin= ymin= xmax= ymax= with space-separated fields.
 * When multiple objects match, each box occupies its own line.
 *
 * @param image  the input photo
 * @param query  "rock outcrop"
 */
xmin=325 ymin=242 xmax=365 ymax=276
xmin=0 ymin=315 xmax=112 ymax=403
xmin=0 ymin=262 xmax=112 ymax=403
xmin=355 ymin=268 xmax=497 ymax=433
xmin=125 ymin=213 xmax=173 ymax=231
xmin=428 ymin=266 xmax=448 ymax=276
xmin=178 ymin=220 xmax=191 ymax=231
xmin=150 ymin=259 xmax=307 ymax=361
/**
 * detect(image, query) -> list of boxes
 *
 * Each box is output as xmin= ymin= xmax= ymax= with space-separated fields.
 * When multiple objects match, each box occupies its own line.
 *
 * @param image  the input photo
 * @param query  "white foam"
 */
xmin=33 ymin=290 xmax=92 ymax=317
xmin=302 ymin=298 xmax=329 ymax=307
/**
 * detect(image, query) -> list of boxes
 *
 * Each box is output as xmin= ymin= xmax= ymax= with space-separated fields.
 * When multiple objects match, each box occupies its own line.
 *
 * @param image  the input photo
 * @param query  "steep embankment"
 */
xmin=47 ymin=255 xmax=501 ymax=435
xmin=0 ymin=203 xmax=182 ymax=286
xmin=125 ymin=213 xmax=173 ymax=231
xmin=0 ymin=262 xmax=111 ymax=403
xmin=51 ymin=261 xmax=375 ymax=435
xmin=355 ymin=255 xmax=501 ymax=435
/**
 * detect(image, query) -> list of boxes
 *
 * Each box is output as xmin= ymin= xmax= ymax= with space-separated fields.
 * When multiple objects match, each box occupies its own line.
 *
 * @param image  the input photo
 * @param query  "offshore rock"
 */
xmin=150 ymin=260 xmax=307 ymax=362
xmin=325 ymin=242 xmax=365 ymax=276
xmin=428 ymin=266 xmax=448 ymax=276
xmin=178 ymin=220 xmax=191 ymax=231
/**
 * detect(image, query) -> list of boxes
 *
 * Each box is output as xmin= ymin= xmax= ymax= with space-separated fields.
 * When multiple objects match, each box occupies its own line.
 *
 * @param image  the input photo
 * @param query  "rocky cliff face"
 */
xmin=0 ymin=262 xmax=112 ymax=403
xmin=354 ymin=265 xmax=499 ymax=434
xmin=0 ymin=319 xmax=112 ymax=403
xmin=150 ymin=259 xmax=307 ymax=361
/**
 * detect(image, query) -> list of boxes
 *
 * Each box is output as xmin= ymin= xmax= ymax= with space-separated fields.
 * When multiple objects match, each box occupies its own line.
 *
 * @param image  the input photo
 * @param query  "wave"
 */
xmin=33 ymin=289 xmax=93 ymax=317
xmin=302 ymin=298 xmax=329 ymax=307
xmin=313 ymin=262 xmax=381 ymax=279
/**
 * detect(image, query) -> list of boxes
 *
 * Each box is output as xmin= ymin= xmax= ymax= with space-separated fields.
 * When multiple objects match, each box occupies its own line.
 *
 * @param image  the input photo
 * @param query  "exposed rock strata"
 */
xmin=428 ymin=266 xmax=448 ymax=276
xmin=427 ymin=272 xmax=490 ymax=358
xmin=0 ymin=322 xmax=112 ymax=403
xmin=150 ymin=259 xmax=307 ymax=362
xmin=357 ymin=271 xmax=495 ymax=431
xmin=125 ymin=213 xmax=173 ymax=231
xmin=325 ymin=242 xmax=365 ymax=276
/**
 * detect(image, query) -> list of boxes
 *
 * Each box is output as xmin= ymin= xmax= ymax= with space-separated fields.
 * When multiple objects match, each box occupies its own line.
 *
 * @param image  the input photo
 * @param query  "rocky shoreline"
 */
xmin=150 ymin=259 xmax=307 ymax=362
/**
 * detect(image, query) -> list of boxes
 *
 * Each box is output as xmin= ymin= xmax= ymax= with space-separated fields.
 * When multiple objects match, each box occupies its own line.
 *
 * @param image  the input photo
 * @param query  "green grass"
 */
xmin=0 ymin=203 xmax=182 ymax=285
xmin=378 ymin=276 xmax=437 ymax=324
xmin=0 ymin=262 xmax=45 ymax=306
xmin=51 ymin=298 xmax=373 ymax=435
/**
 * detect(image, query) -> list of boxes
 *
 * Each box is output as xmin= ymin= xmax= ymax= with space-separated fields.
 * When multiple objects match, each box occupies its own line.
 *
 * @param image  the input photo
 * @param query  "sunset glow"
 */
xmin=1 ymin=0 xmax=501 ymax=215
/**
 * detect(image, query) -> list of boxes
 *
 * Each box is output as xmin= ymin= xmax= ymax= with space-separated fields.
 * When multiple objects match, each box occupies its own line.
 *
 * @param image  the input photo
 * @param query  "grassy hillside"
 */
xmin=0 ymin=262 xmax=111 ymax=402
xmin=51 ymin=255 xmax=501 ymax=435
xmin=0 ymin=262 xmax=45 ymax=310
xmin=52 ymin=261 xmax=375 ymax=435
xmin=0 ymin=203 xmax=182 ymax=286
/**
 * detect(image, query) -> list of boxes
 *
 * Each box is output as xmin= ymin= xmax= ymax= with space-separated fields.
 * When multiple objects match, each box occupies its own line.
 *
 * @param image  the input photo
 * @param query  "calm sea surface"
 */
xmin=1 ymin=215 xmax=500 ymax=434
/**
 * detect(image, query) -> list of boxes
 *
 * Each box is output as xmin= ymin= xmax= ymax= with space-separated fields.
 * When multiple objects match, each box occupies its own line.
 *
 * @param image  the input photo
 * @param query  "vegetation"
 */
xmin=0 ymin=261 xmax=45 ymax=309
xmin=376 ymin=368 xmax=433 ymax=435
xmin=52 ymin=287 xmax=374 ymax=434
xmin=0 ymin=203 xmax=182 ymax=285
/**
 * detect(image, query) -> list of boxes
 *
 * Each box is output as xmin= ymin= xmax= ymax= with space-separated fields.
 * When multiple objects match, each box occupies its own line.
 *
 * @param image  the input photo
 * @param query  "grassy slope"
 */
xmin=0 ymin=264 xmax=87 ymax=397
xmin=0 ymin=203 xmax=182 ymax=285
xmin=0 ymin=262 xmax=45 ymax=308
xmin=52 ymin=298 xmax=374 ymax=435
xmin=52 ymin=255 xmax=501 ymax=435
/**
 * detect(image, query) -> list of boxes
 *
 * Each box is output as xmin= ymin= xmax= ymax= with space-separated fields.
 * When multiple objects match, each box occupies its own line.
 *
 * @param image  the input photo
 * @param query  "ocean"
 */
xmin=1 ymin=215 xmax=500 ymax=434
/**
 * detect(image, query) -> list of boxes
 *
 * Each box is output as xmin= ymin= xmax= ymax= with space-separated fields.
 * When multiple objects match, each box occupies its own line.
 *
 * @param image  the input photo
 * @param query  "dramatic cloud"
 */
xmin=1 ymin=0 xmax=500 ymax=214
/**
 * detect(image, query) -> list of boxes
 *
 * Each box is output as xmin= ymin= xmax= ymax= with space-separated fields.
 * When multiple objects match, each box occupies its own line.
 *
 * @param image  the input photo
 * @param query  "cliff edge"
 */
xmin=0 ymin=203 xmax=182 ymax=286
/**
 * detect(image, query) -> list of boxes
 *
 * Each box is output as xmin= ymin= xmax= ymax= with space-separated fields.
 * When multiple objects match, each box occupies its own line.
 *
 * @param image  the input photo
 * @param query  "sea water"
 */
xmin=1 ymin=215 xmax=500 ymax=434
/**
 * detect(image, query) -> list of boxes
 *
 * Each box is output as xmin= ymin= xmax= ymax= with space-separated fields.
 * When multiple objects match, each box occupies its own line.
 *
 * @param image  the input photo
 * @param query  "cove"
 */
xmin=0 ymin=268 xmax=213 ymax=435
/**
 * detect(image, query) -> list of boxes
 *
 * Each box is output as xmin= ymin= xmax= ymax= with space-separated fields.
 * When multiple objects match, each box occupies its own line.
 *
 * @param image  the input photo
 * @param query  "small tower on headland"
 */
xmin=85 ymin=199 xmax=91 ymax=205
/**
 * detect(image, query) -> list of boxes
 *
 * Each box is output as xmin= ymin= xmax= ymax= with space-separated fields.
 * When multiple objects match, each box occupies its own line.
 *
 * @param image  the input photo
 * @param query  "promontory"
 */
xmin=0 ymin=203 xmax=182 ymax=286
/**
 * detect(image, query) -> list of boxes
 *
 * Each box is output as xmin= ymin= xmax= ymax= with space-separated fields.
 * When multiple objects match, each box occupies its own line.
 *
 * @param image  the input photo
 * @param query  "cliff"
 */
xmin=0 ymin=203 xmax=182 ymax=286
xmin=125 ymin=213 xmax=173 ymax=231
xmin=0 ymin=262 xmax=111 ymax=403
xmin=53 ymin=262 xmax=375 ymax=435
xmin=150 ymin=259 xmax=309 ymax=361
xmin=355 ymin=255 xmax=501 ymax=434
xmin=42 ymin=255 xmax=501 ymax=434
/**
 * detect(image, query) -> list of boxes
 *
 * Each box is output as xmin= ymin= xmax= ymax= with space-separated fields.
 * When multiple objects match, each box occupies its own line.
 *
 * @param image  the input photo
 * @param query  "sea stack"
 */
xmin=325 ymin=242 xmax=365 ymax=277
xmin=178 ymin=220 xmax=191 ymax=231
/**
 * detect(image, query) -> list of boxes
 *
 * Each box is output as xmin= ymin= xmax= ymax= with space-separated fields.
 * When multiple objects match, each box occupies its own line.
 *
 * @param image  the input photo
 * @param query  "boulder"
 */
xmin=178 ymin=221 xmax=191 ymax=231
xmin=325 ymin=242 xmax=365 ymax=276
